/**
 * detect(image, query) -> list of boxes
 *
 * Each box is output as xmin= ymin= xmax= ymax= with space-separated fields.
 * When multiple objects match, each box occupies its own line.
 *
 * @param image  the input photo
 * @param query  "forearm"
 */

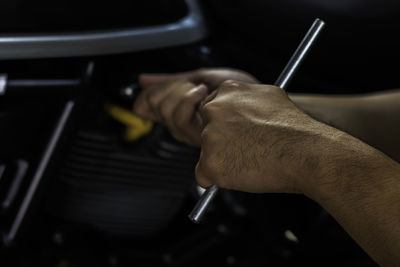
xmin=290 ymin=90 xmax=400 ymax=162
xmin=288 ymin=90 xmax=400 ymax=265
xmin=193 ymin=80 xmax=400 ymax=265
xmin=303 ymin=131 xmax=400 ymax=266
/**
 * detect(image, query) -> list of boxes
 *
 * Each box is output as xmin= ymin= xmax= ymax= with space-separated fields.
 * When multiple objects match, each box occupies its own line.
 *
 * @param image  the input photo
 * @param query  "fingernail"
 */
xmin=194 ymin=83 xmax=207 ymax=92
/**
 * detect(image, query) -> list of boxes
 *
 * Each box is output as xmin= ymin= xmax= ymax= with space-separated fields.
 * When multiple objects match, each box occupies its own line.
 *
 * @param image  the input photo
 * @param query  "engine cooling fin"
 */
xmin=47 ymin=128 xmax=198 ymax=237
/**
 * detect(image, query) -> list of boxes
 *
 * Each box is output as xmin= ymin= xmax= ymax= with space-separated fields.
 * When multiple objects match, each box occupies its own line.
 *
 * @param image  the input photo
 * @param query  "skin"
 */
xmin=133 ymin=68 xmax=400 ymax=266
xmin=134 ymin=68 xmax=259 ymax=146
xmin=293 ymin=91 xmax=400 ymax=162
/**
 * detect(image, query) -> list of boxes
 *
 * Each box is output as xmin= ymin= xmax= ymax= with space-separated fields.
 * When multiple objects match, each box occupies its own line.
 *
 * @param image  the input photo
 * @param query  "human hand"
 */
xmin=196 ymin=80 xmax=346 ymax=195
xmin=133 ymin=68 xmax=259 ymax=146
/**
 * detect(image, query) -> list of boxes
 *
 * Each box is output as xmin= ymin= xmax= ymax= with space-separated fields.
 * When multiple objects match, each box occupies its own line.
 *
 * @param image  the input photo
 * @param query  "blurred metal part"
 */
xmin=3 ymin=101 xmax=75 ymax=245
xmin=7 ymin=79 xmax=80 ymax=88
xmin=121 ymin=86 xmax=134 ymax=98
xmin=0 ymin=0 xmax=206 ymax=59
xmin=0 ymin=74 xmax=7 ymax=95
xmin=120 ymin=83 xmax=140 ymax=100
xmin=1 ymin=159 xmax=29 ymax=211
xmin=196 ymin=185 xmax=206 ymax=196
xmin=189 ymin=184 xmax=218 ymax=223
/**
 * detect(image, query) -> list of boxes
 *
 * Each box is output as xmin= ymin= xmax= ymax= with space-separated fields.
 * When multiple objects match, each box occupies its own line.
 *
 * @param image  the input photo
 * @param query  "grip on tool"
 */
xmin=188 ymin=18 xmax=326 ymax=224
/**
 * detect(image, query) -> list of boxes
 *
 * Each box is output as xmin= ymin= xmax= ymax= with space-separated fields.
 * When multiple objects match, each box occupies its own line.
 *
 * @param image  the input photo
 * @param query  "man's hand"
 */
xmin=134 ymin=68 xmax=400 ymax=265
xmin=195 ymin=80 xmax=330 ymax=193
xmin=195 ymin=80 xmax=340 ymax=194
xmin=196 ymin=80 xmax=400 ymax=266
xmin=133 ymin=68 xmax=258 ymax=146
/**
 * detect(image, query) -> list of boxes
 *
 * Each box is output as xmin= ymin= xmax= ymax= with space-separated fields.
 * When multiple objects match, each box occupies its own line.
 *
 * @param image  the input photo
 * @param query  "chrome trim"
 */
xmin=0 ymin=0 xmax=206 ymax=59
xmin=2 ymin=159 xmax=29 ymax=210
xmin=0 ymin=74 xmax=7 ymax=95
xmin=4 ymin=101 xmax=75 ymax=245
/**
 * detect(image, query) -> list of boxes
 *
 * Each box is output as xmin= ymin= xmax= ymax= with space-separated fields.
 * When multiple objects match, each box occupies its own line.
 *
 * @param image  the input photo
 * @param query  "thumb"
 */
xmin=139 ymin=73 xmax=175 ymax=88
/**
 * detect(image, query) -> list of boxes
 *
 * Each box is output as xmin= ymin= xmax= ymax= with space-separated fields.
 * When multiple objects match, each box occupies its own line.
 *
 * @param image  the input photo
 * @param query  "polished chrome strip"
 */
xmin=0 ymin=0 xmax=206 ymax=59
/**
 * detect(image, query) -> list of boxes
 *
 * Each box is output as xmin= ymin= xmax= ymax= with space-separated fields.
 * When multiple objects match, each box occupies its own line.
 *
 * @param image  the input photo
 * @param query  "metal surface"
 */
xmin=8 ymin=79 xmax=81 ymax=88
xmin=2 ymin=160 xmax=29 ymax=210
xmin=0 ymin=0 xmax=206 ymax=59
xmin=0 ymin=74 xmax=7 ymax=95
xmin=4 ymin=101 xmax=75 ymax=245
xmin=275 ymin=18 xmax=326 ymax=88
xmin=189 ymin=184 xmax=219 ymax=223
xmin=188 ymin=18 xmax=326 ymax=224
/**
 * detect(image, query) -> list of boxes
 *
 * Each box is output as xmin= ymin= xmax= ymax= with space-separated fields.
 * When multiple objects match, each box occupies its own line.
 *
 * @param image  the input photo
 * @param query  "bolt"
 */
xmin=53 ymin=232 xmax=64 ymax=245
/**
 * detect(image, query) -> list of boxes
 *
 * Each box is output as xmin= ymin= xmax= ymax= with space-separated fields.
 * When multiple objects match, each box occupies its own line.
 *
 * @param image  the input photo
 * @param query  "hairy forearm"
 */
xmin=303 ymin=131 xmax=400 ymax=266
xmin=290 ymin=90 xmax=400 ymax=162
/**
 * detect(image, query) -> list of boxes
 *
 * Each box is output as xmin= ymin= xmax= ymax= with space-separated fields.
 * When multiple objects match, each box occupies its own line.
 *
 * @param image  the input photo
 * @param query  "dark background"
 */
xmin=2 ymin=0 xmax=398 ymax=266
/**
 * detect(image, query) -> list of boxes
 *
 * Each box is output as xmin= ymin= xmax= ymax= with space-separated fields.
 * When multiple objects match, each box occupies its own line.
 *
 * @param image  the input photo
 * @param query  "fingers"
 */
xmin=133 ymin=81 xmax=169 ymax=121
xmin=134 ymin=77 xmax=209 ymax=146
xmin=158 ymin=83 xmax=202 ymax=143
xmin=134 ymin=70 xmax=256 ymax=148
xmin=195 ymin=80 xmax=250 ymax=189
xmin=195 ymin=126 xmax=233 ymax=189
xmin=134 ymin=78 xmax=190 ymax=121
xmin=172 ymin=84 xmax=208 ymax=146
xmin=198 ymin=80 xmax=243 ymax=125
xmin=135 ymin=72 xmax=197 ymax=121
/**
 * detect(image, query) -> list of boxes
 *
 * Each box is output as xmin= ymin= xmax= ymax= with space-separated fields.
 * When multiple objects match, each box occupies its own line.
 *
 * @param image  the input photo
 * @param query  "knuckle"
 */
xmin=220 ymin=79 xmax=234 ymax=88
xmin=159 ymin=105 xmax=174 ymax=122
xmin=147 ymin=94 xmax=159 ymax=108
xmin=262 ymin=85 xmax=286 ymax=99
xmin=184 ymin=88 xmax=206 ymax=104
xmin=265 ymin=84 xmax=281 ymax=93
xmin=200 ymin=102 xmax=215 ymax=117
xmin=183 ymin=90 xmax=195 ymax=101
xmin=218 ymin=79 xmax=244 ymax=93
xmin=221 ymin=79 xmax=241 ymax=87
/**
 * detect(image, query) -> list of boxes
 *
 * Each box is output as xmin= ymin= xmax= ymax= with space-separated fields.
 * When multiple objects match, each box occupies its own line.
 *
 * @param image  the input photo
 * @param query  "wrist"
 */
xmin=301 ymin=128 xmax=398 ymax=203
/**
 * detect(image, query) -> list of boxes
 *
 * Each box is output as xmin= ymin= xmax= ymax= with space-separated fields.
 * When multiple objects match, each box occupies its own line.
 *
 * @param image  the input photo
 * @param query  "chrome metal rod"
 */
xmin=4 ymin=101 xmax=75 ymax=244
xmin=188 ymin=184 xmax=219 ymax=223
xmin=275 ymin=18 xmax=325 ymax=88
xmin=189 ymin=18 xmax=326 ymax=224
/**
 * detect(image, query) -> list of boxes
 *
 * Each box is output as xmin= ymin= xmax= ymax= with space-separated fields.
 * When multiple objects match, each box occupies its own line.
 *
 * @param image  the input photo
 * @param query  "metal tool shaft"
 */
xmin=274 ymin=18 xmax=326 ymax=88
xmin=189 ymin=18 xmax=326 ymax=224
